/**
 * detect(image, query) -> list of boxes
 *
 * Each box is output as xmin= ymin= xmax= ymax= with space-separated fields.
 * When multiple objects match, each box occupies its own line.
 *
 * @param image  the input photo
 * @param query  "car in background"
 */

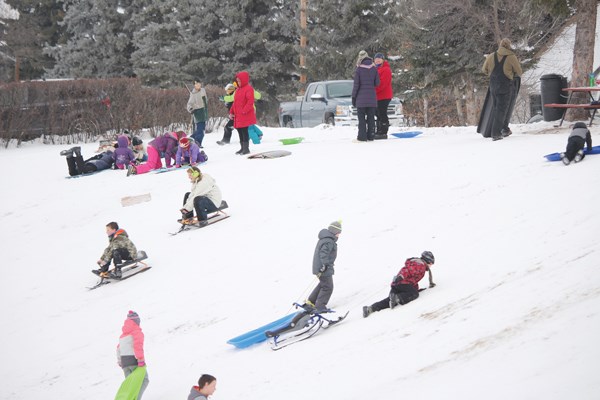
xmin=278 ymin=80 xmax=404 ymax=128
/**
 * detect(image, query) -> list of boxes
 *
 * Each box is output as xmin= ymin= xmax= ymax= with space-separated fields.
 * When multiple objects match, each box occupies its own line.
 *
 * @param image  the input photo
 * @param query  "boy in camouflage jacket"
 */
xmin=93 ymin=222 xmax=138 ymax=278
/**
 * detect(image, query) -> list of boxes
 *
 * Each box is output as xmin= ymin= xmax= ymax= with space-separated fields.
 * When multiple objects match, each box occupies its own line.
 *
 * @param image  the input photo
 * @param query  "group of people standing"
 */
xmin=352 ymin=50 xmax=394 ymax=142
xmin=187 ymin=71 xmax=259 ymax=155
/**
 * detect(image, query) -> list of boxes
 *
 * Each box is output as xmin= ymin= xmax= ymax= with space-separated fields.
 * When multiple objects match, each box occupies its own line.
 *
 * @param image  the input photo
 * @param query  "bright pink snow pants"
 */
xmin=135 ymin=145 xmax=162 ymax=174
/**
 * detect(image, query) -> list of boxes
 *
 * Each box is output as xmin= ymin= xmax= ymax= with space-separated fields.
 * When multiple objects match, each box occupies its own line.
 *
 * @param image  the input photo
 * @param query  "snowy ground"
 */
xmin=1 ymin=121 xmax=599 ymax=400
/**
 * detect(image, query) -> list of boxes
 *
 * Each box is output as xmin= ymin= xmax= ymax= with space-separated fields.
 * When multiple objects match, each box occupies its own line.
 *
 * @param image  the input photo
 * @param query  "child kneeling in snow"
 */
xmin=176 ymin=137 xmax=207 ymax=168
xmin=363 ymin=251 xmax=436 ymax=318
xmin=561 ymin=122 xmax=592 ymax=165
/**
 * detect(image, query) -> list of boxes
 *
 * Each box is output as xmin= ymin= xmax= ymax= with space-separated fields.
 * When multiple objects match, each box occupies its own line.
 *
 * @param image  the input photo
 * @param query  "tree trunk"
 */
xmin=567 ymin=0 xmax=597 ymax=121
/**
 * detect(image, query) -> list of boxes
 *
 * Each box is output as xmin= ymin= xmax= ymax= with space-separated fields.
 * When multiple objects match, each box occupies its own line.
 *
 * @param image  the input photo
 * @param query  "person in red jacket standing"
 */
xmin=374 ymin=53 xmax=393 ymax=140
xmin=230 ymin=71 xmax=257 ymax=155
xmin=362 ymin=251 xmax=436 ymax=317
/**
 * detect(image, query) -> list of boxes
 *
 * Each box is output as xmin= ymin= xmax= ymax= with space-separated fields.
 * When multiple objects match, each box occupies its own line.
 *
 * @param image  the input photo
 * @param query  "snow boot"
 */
xmin=501 ymin=128 xmax=512 ymax=137
xmin=74 ymin=154 xmax=86 ymax=174
xmin=60 ymin=148 xmax=73 ymax=156
xmin=127 ymin=164 xmax=137 ymax=176
xmin=363 ymin=306 xmax=373 ymax=318
xmin=110 ymin=268 xmax=122 ymax=279
xmin=574 ymin=149 xmax=584 ymax=163
xmin=66 ymin=156 xmax=79 ymax=176
xmin=389 ymin=293 xmax=401 ymax=309
xmin=492 ymin=135 xmax=503 ymax=141
xmin=240 ymin=141 xmax=250 ymax=155
xmin=72 ymin=146 xmax=82 ymax=158
xmin=560 ymin=153 xmax=570 ymax=165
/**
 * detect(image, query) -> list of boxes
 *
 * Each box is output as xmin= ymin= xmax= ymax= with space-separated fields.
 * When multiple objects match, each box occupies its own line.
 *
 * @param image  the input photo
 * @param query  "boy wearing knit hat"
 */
xmin=305 ymin=221 xmax=342 ymax=313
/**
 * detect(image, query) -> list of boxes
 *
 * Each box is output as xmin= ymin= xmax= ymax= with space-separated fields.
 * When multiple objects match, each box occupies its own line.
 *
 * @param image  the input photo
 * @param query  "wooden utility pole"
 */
xmin=299 ymin=0 xmax=307 ymax=89
xmin=15 ymin=55 xmax=20 ymax=82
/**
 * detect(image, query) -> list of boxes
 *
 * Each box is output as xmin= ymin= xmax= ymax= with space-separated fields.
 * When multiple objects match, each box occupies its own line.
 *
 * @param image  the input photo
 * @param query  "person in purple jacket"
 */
xmin=113 ymin=134 xmax=137 ymax=170
xmin=176 ymin=137 xmax=206 ymax=167
xmin=352 ymin=50 xmax=380 ymax=142
xmin=129 ymin=131 xmax=185 ymax=175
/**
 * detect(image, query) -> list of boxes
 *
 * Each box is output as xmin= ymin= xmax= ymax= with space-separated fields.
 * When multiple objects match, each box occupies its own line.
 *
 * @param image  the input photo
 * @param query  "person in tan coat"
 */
xmin=482 ymin=38 xmax=523 ymax=141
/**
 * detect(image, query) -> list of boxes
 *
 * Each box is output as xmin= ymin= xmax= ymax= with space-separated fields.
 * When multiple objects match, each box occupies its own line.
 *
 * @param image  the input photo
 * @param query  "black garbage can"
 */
xmin=540 ymin=74 xmax=568 ymax=121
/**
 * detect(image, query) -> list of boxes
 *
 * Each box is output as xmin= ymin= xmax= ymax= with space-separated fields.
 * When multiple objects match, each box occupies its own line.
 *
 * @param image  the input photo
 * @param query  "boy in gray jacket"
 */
xmin=305 ymin=221 xmax=342 ymax=312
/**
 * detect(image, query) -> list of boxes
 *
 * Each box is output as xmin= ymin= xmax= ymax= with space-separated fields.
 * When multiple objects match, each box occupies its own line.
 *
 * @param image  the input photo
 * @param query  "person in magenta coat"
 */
xmin=374 ymin=53 xmax=393 ymax=139
xmin=117 ymin=311 xmax=149 ymax=398
xmin=130 ymin=131 xmax=185 ymax=175
xmin=230 ymin=71 xmax=256 ymax=155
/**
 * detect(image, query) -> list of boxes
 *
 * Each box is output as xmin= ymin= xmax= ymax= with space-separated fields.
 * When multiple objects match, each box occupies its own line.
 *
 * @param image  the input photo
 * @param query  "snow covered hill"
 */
xmin=1 ymin=122 xmax=599 ymax=400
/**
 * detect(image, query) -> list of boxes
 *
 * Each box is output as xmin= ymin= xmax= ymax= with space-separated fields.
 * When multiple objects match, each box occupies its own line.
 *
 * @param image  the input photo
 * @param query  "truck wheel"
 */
xmin=325 ymin=115 xmax=335 ymax=126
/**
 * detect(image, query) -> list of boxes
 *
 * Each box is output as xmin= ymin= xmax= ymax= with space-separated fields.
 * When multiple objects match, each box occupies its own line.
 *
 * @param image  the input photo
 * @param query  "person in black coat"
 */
xmin=352 ymin=50 xmax=380 ymax=142
xmin=60 ymin=146 xmax=115 ymax=176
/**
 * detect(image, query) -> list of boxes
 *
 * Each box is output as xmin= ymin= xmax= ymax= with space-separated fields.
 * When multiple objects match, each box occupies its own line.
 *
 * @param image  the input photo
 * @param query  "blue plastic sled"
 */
xmin=391 ymin=131 xmax=422 ymax=139
xmin=227 ymin=312 xmax=301 ymax=349
xmin=544 ymin=145 xmax=600 ymax=161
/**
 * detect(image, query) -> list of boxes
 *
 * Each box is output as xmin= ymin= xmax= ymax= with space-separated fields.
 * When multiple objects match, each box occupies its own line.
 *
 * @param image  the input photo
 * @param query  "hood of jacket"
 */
xmin=117 ymin=135 xmax=129 ymax=148
xmin=121 ymin=318 xmax=140 ymax=336
xmin=496 ymin=46 xmax=515 ymax=57
xmin=236 ymin=71 xmax=250 ymax=88
xmin=318 ymin=228 xmax=338 ymax=242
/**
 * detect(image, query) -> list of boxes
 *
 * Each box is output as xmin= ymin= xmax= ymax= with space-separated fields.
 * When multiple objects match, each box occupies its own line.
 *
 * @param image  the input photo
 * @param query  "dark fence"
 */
xmin=0 ymin=78 xmax=229 ymax=146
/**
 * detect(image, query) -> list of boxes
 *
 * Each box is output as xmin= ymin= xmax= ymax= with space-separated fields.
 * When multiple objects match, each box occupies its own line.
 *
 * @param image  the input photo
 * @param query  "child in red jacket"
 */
xmin=363 ymin=251 xmax=436 ymax=318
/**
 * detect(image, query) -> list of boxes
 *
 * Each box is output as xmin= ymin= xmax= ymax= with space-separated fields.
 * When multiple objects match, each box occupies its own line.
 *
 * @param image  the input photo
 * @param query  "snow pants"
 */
xmin=221 ymin=119 xmax=235 ymax=143
xmin=370 ymin=284 xmax=419 ymax=312
xmin=376 ymin=99 xmax=391 ymax=135
xmin=136 ymin=145 xmax=162 ymax=174
xmin=308 ymin=275 xmax=334 ymax=311
xmin=123 ymin=365 xmax=149 ymax=400
xmin=565 ymin=136 xmax=586 ymax=162
xmin=192 ymin=121 xmax=206 ymax=147
xmin=100 ymin=248 xmax=133 ymax=272
xmin=357 ymin=107 xmax=376 ymax=141
xmin=183 ymin=192 xmax=218 ymax=221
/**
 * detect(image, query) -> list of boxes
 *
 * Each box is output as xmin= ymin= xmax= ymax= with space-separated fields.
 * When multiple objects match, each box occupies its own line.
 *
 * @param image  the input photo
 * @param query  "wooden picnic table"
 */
xmin=544 ymin=86 xmax=600 ymax=127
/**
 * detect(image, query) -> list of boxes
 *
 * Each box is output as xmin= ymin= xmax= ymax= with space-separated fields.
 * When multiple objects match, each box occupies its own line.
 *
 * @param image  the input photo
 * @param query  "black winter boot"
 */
xmin=241 ymin=141 xmax=250 ymax=155
xmin=66 ymin=156 xmax=79 ymax=176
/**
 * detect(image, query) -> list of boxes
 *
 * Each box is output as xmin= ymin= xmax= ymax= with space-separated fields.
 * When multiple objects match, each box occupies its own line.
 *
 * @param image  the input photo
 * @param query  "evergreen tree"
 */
xmin=47 ymin=0 xmax=136 ymax=78
xmin=1 ymin=0 xmax=65 ymax=81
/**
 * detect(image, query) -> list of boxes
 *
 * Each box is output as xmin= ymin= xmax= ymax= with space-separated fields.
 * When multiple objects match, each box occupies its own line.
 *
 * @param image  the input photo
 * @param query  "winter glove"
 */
xmin=319 ymin=265 xmax=328 ymax=273
xmin=138 ymin=360 xmax=146 ymax=367
xmin=352 ymin=97 xmax=356 ymax=107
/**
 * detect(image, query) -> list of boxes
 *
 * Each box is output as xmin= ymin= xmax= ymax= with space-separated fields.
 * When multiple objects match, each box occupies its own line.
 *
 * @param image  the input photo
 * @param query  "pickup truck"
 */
xmin=278 ymin=80 xmax=404 ymax=128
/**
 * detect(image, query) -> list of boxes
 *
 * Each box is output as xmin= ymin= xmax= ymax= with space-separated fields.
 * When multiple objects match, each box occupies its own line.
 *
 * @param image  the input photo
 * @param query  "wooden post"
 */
xmin=299 ymin=0 xmax=307 ymax=92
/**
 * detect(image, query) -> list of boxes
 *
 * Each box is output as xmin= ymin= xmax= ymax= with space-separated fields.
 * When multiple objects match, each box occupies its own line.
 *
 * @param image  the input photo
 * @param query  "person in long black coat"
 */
xmin=352 ymin=50 xmax=380 ymax=142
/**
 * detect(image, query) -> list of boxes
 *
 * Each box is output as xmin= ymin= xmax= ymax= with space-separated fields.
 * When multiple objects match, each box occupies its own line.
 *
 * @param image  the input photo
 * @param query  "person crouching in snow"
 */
xmin=560 ymin=122 xmax=592 ymax=165
xmin=180 ymin=167 xmax=222 ymax=227
xmin=363 ymin=251 xmax=436 ymax=318
xmin=113 ymin=134 xmax=137 ymax=170
xmin=93 ymin=222 xmax=138 ymax=279
xmin=176 ymin=137 xmax=206 ymax=168
xmin=303 ymin=221 xmax=342 ymax=313
xmin=117 ymin=311 xmax=149 ymax=399
xmin=188 ymin=374 xmax=217 ymax=400
xmin=128 ymin=131 xmax=184 ymax=175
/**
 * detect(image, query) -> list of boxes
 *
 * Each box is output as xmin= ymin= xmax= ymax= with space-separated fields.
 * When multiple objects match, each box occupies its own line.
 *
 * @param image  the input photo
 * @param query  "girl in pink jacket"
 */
xmin=117 ymin=311 xmax=149 ymax=398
